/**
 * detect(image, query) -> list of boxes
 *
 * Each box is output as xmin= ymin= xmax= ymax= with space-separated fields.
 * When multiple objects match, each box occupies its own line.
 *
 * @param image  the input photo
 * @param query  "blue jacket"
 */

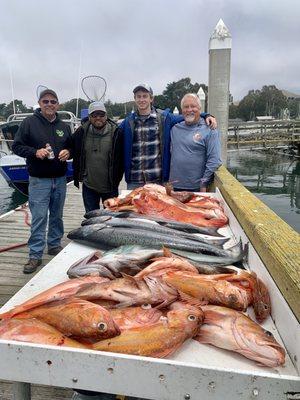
xmin=119 ymin=109 xmax=208 ymax=183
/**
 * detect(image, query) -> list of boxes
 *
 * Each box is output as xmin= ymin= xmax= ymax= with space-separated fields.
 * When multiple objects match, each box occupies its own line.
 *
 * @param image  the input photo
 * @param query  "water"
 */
xmin=227 ymin=151 xmax=300 ymax=233
xmin=0 ymin=151 xmax=299 ymax=232
xmin=0 ymin=174 xmax=28 ymax=215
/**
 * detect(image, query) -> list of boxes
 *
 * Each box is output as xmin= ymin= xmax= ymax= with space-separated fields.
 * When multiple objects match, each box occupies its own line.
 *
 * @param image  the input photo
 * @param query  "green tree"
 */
xmin=258 ymin=85 xmax=287 ymax=117
xmin=237 ymin=90 xmax=260 ymax=121
xmin=3 ymin=100 xmax=32 ymax=119
xmin=59 ymin=98 xmax=90 ymax=117
xmin=0 ymin=103 xmax=6 ymax=119
xmin=229 ymin=103 xmax=239 ymax=119
xmin=287 ymin=99 xmax=300 ymax=119
xmin=162 ymin=77 xmax=202 ymax=111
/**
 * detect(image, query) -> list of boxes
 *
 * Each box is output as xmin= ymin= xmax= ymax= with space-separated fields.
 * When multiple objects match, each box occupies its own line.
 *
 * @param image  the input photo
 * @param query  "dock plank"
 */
xmin=0 ymin=184 xmax=86 ymax=400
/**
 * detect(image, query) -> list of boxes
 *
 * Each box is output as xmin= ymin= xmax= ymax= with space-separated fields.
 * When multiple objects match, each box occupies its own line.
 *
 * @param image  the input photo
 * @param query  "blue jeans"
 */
xmin=82 ymin=184 xmax=118 ymax=213
xmin=28 ymin=176 xmax=67 ymax=259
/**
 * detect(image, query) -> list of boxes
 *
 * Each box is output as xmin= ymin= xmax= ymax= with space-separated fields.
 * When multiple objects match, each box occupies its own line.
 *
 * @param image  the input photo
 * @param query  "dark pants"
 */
xmin=173 ymin=187 xmax=199 ymax=192
xmin=82 ymin=183 xmax=118 ymax=213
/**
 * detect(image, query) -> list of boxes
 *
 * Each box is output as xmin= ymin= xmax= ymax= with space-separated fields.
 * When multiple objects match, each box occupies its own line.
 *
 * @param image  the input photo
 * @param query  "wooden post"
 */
xmin=208 ymin=19 xmax=232 ymax=165
xmin=13 ymin=382 xmax=31 ymax=400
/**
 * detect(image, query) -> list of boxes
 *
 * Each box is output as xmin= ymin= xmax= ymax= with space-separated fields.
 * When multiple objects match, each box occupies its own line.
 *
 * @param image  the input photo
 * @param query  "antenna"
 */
xmin=75 ymin=41 xmax=83 ymax=118
xmin=9 ymin=65 xmax=16 ymax=114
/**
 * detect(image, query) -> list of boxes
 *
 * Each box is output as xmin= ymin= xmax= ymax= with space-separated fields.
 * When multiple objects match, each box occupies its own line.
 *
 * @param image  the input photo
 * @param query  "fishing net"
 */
xmin=36 ymin=85 xmax=48 ymax=100
xmin=81 ymin=75 xmax=107 ymax=102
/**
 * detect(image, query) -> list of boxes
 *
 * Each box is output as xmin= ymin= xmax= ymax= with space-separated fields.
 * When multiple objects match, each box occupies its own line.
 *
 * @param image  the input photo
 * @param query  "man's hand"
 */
xmin=58 ymin=149 xmax=70 ymax=162
xmin=36 ymin=148 xmax=49 ymax=159
xmin=206 ymin=116 xmax=217 ymax=129
xmin=200 ymin=187 xmax=207 ymax=192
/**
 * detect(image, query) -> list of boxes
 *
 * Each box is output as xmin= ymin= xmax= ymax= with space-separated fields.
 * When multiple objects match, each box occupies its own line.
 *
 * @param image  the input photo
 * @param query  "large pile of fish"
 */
xmin=0 ymin=185 xmax=286 ymax=368
xmin=67 ymin=184 xmax=246 ymax=265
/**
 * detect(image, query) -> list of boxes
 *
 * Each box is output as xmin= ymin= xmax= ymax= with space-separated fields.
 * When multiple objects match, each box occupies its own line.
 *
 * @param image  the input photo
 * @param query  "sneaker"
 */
xmin=23 ymin=258 xmax=42 ymax=274
xmin=48 ymin=246 xmax=63 ymax=256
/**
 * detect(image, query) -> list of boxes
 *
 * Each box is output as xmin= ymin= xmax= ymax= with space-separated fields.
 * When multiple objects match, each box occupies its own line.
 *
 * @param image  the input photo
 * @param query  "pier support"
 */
xmin=208 ymin=19 xmax=231 ymax=165
xmin=13 ymin=382 xmax=31 ymax=400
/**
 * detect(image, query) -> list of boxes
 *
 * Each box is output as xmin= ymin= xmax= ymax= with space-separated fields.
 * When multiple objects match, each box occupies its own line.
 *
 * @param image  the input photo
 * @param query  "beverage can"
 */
xmin=45 ymin=143 xmax=55 ymax=160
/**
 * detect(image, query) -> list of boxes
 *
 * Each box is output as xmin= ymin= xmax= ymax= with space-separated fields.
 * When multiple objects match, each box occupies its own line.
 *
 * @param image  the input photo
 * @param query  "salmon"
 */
xmin=0 ymin=318 xmax=87 ymax=348
xmin=15 ymin=299 xmax=120 ymax=339
xmin=195 ymin=305 xmax=285 ymax=367
xmin=164 ymin=271 xmax=251 ymax=311
xmin=92 ymin=305 xmax=203 ymax=357
xmin=0 ymin=276 xmax=109 ymax=319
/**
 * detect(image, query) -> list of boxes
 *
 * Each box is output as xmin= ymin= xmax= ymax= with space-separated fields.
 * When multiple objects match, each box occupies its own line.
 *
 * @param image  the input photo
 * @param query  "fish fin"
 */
xmin=120 ymin=273 xmax=140 ymax=285
xmin=113 ymin=300 xmax=135 ymax=309
xmin=162 ymin=246 xmax=172 ymax=257
xmin=178 ymin=291 xmax=208 ymax=307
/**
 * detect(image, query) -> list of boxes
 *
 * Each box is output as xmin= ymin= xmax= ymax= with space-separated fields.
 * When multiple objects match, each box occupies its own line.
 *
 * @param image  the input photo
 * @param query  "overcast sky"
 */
xmin=1 ymin=0 xmax=299 ymax=107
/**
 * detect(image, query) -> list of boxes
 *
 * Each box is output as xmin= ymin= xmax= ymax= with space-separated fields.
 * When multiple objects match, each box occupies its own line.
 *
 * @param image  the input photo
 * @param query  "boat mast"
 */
xmin=9 ymin=65 xmax=16 ymax=115
xmin=75 ymin=41 xmax=83 ymax=118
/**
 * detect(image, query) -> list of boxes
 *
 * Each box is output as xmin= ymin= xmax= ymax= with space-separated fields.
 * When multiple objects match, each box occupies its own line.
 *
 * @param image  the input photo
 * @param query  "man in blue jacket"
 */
xmin=12 ymin=89 xmax=72 ymax=274
xmin=119 ymin=83 xmax=216 ymax=190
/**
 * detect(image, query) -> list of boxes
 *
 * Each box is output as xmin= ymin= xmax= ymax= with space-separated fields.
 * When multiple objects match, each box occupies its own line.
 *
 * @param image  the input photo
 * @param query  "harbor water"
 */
xmin=227 ymin=151 xmax=300 ymax=233
xmin=0 ymin=150 xmax=299 ymax=232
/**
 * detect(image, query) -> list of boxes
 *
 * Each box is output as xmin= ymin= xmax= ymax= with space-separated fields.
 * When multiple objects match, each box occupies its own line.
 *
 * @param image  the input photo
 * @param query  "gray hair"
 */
xmin=180 ymin=93 xmax=201 ymax=109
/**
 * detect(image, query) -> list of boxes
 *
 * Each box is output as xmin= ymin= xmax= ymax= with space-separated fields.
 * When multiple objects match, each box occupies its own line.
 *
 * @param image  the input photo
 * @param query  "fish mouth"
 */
xmin=232 ymin=320 xmax=285 ymax=366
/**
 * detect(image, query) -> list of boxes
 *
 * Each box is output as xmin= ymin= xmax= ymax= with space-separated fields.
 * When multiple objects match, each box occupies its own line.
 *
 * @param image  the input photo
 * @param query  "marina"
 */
xmin=0 ymin=9 xmax=299 ymax=400
xmin=0 ymin=180 xmax=299 ymax=399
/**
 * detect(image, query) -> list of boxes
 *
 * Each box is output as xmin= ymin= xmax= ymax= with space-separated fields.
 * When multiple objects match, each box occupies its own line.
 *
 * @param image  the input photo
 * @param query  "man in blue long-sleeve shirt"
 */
xmin=169 ymin=93 xmax=222 ymax=192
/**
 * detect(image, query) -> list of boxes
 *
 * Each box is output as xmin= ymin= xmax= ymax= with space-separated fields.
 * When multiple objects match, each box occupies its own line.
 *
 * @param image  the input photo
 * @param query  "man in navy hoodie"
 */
xmin=12 ymin=89 xmax=72 ymax=274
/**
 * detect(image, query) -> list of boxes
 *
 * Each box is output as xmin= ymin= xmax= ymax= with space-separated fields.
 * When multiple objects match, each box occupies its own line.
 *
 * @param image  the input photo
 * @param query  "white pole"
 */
xmin=197 ymin=87 xmax=206 ymax=112
xmin=9 ymin=65 xmax=16 ymax=115
xmin=208 ymin=19 xmax=232 ymax=165
xmin=75 ymin=42 xmax=83 ymax=118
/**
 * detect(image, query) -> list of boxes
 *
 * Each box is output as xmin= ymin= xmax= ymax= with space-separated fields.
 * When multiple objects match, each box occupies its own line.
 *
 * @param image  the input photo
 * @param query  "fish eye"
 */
xmin=98 ymin=322 xmax=107 ymax=331
xmin=141 ymin=304 xmax=152 ymax=309
xmin=264 ymin=330 xmax=273 ymax=337
xmin=188 ymin=315 xmax=196 ymax=321
xmin=264 ymin=305 xmax=269 ymax=310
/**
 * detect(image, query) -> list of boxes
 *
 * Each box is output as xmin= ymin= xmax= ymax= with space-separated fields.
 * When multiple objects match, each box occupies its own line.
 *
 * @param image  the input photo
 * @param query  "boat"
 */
xmin=0 ymin=111 xmax=80 ymax=195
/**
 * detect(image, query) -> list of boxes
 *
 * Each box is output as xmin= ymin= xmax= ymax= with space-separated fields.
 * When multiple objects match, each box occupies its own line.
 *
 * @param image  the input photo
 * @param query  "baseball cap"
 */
xmin=88 ymin=101 xmax=107 ymax=115
xmin=133 ymin=83 xmax=153 ymax=95
xmin=38 ymin=89 xmax=58 ymax=101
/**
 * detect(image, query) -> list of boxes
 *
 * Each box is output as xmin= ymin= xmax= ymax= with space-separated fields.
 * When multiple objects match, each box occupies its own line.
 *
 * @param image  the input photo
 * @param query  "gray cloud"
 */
xmin=1 ymin=0 xmax=299 ymax=108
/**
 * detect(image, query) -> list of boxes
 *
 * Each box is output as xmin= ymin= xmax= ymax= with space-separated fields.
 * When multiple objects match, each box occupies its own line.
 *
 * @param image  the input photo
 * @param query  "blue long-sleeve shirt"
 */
xmin=169 ymin=118 xmax=222 ymax=190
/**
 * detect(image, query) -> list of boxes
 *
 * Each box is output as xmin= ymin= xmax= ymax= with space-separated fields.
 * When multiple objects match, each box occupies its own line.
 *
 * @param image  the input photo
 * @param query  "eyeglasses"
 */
xmin=90 ymin=111 xmax=106 ymax=118
xmin=41 ymin=99 xmax=58 ymax=105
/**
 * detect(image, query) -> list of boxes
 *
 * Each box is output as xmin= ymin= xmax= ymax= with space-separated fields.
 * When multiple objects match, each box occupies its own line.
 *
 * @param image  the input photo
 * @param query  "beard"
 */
xmin=184 ymin=113 xmax=196 ymax=124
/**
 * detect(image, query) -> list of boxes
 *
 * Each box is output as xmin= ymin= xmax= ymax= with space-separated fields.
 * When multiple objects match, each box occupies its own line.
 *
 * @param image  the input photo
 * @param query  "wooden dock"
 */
xmin=0 ymin=184 xmax=91 ymax=399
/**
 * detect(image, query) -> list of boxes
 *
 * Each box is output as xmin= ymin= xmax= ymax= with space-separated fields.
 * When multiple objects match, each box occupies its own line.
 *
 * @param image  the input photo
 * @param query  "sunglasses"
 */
xmin=41 ymin=99 xmax=58 ymax=105
xmin=90 ymin=111 xmax=106 ymax=118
